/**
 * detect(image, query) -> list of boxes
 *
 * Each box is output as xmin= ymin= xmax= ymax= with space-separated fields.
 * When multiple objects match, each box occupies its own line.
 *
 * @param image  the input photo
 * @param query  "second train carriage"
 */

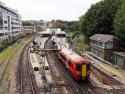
xmin=56 ymin=46 xmax=91 ymax=81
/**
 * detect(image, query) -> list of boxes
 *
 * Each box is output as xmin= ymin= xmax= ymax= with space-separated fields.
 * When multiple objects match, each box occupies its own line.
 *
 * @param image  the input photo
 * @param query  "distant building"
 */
xmin=47 ymin=22 xmax=52 ymax=28
xmin=89 ymin=34 xmax=120 ymax=62
xmin=22 ymin=26 xmax=34 ymax=35
xmin=38 ymin=28 xmax=66 ymax=37
xmin=35 ymin=20 xmax=52 ymax=32
xmin=36 ymin=25 xmax=44 ymax=32
xmin=51 ymin=20 xmax=60 ymax=29
xmin=0 ymin=1 xmax=22 ymax=41
xmin=36 ymin=20 xmax=46 ymax=32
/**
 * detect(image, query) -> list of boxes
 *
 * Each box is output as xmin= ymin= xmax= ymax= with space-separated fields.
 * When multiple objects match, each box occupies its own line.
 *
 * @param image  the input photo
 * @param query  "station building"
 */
xmin=89 ymin=34 xmax=125 ymax=69
xmin=38 ymin=28 xmax=66 ymax=37
xmin=22 ymin=26 xmax=35 ymax=35
xmin=0 ymin=1 xmax=22 ymax=42
xmin=89 ymin=34 xmax=120 ymax=62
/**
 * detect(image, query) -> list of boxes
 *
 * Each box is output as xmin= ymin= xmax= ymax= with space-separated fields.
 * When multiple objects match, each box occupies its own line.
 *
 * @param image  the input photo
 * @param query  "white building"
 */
xmin=0 ymin=1 xmax=22 ymax=41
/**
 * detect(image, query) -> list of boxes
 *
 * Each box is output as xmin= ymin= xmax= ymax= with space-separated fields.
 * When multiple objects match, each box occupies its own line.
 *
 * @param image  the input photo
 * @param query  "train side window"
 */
xmin=68 ymin=60 xmax=73 ymax=67
xmin=60 ymin=54 xmax=66 ymax=61
xmin=34 ymin=67 xmax=39 ymax=71
xmin=76 ymin=64 xmax=81 ymax=71
xmin=87 ymin=64 xmax=90 ymax=70
xmin=45 ymin=66 xmax=49 ymax=70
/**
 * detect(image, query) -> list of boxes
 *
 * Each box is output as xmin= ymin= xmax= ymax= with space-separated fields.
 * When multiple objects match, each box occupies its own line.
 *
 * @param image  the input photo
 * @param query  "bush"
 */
xmin=0 ymin=36 xmax=24 ymax=52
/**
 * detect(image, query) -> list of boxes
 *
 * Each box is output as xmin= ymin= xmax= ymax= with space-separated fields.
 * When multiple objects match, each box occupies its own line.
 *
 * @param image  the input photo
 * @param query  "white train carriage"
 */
xmin=30 ymin=51 xmax=52 ymax=86
xmin=30 ymin=53 xmax=41 ymax=71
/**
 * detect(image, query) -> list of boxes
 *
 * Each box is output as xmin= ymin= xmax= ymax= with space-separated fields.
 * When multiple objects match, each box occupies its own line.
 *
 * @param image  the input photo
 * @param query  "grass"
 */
xmin=0 ymin=92 xmax=4 ymax=94
xmin=0 ymin=36 xmax=32 ymax=60
xmin=0 ymin=36 xmax=34 ymax=93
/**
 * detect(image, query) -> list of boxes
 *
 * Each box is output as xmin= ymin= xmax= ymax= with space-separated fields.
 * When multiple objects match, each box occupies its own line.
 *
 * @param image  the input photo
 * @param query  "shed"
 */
xmin=113 ymin=52 xmax=125 ymax=69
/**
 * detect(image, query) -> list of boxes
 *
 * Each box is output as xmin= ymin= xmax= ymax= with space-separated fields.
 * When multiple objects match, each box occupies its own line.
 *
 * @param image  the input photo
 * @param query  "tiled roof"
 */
xmin=90 ymin=34 xmax=114 ymax=42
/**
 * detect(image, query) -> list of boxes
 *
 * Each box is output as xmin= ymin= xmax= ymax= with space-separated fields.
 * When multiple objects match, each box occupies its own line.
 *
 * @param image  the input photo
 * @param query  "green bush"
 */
xmin=0 ymin=36 xmax=24 ymax=52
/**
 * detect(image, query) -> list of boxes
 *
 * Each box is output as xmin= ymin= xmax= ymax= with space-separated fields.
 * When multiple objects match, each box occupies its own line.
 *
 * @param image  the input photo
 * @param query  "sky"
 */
xmin=1 ymin=0 xmax=101 ymax=21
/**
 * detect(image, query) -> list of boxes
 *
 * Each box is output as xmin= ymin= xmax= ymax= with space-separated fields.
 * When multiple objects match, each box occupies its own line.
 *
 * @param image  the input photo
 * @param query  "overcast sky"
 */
xmin=1 ymin=0 xmax=101 ymax=21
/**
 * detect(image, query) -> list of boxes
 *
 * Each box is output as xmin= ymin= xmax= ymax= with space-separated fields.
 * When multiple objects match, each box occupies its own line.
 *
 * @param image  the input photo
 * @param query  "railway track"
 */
xmin=44 ymin=35 xmax=98 ymax=94
xmin=92 ymin=65 xmax=125 ymax=94
xmin=68 ymin=38 xmax=125 ymax=94
xmin=44 ymin=35 xmax=67 ymax=94
xmin=45 ymin=40 xmax=83 ymax=94
xmin=44 ymin=35 xmax=125 ymax=94
xmin=0 ymin=40 xmax=26 ymax=84
xmin=18 ymin=43 xmax=38 ymax=94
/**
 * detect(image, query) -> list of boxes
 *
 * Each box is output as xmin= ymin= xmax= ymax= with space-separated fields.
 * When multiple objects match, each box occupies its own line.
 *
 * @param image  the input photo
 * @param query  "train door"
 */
xmin=82 ymin=63 xmax=86 ymax=77
xmin=76 ymin=63 xmax=87 ymax=78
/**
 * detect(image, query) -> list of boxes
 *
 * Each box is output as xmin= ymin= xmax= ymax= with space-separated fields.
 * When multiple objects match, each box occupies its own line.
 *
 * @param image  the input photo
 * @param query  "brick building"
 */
xmin=51 ymin=20 xmax=60 ymax=29
xmin=89 ymin=34 xmax=120 ymax=62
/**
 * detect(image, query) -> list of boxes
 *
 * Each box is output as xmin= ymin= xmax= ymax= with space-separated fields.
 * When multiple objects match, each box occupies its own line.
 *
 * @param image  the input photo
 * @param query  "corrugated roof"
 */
xmin=90 ymin=34 xmax=114 ymax=42
xmin=56 ymin=30 xmax=66 ymax=34
xmin=113 ymin=52 xmax=125 ymax=57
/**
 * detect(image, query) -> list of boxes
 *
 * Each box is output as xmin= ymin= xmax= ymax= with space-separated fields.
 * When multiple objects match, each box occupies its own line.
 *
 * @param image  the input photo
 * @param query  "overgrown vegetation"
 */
xmin=59 ymin=20 xmax=80 ymax=33
xmin=79 ymin=0 xmax=124 ymax=43
xmin=0 ymin=36 xmax=23 ymax=52
xmin=59 ymin=0 xmax=125 ymax=50
xmin=113 ymin=1 xmax=125 ymax=47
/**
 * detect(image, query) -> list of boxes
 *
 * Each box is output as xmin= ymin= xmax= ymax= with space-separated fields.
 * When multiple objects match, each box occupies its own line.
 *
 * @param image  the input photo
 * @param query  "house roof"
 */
xmin=113 ymin=52 xmax=125 ymax=57
xmin=56 ymin=30 xmax=66 ymax=35
xmin=89 ymin=34 xmax=114 ymax=42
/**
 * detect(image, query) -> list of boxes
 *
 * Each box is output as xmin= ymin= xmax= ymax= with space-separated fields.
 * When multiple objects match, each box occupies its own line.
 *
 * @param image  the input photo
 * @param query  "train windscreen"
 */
xmin=76 ymin=63 xmax=82 ymax=76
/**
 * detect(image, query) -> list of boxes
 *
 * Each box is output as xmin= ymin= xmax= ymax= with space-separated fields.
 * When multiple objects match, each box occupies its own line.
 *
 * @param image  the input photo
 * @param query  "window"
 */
xmin=0 ymin=33 xmax=4 ymax=36
xmin=87 ymin=64 xmax=90 ymax=71
xmin=99 ymin=42 xmax=102 ymax=46
xmin=34 ymin=67 xmax=39 ymax=71
xmin=95 ymin=41 xmax=98 ymax=45
xmin=105 ymin=42 xmax=113 ymax=49
xmin=45 ymin=66 xmax=49 ymax=70
xmin=76 ymin=64 xmax=81 ymax=71
xmin=5 ymin=27 xmax=7 ymax=29
xmin=0 ymin=13 xmax=3 ymax=27
xmin=68 ymin=60 xmax=73 ymax=67
xmin=4 ymin=21 xmax=7 ymax=24
xmin=60 ymin=53 xmax=66 ymax=61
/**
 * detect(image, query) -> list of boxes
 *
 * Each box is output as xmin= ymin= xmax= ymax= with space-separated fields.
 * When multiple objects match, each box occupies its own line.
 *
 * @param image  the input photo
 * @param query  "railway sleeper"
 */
xmin=55 ymin=81 xmax=65 ymax=85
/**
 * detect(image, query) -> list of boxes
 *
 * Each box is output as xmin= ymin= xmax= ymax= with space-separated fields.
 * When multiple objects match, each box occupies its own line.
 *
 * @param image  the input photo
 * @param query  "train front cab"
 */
xmin=76 ymin=62 xmax=91 ymax=81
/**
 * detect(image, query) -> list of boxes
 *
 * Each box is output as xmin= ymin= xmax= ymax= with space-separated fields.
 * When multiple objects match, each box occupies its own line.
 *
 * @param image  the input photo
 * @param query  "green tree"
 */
xmin=113 ymin=1 xmax=125 ymax=47
xmin=80 ymin=0 xmax=123 ymax=43
xmin=59 ymin=20 xmax=80 ymax=33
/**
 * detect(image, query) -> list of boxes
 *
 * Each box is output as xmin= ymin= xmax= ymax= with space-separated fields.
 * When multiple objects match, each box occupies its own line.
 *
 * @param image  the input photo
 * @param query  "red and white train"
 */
xmin=56 ymin=45 xmax=91 ymax=81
